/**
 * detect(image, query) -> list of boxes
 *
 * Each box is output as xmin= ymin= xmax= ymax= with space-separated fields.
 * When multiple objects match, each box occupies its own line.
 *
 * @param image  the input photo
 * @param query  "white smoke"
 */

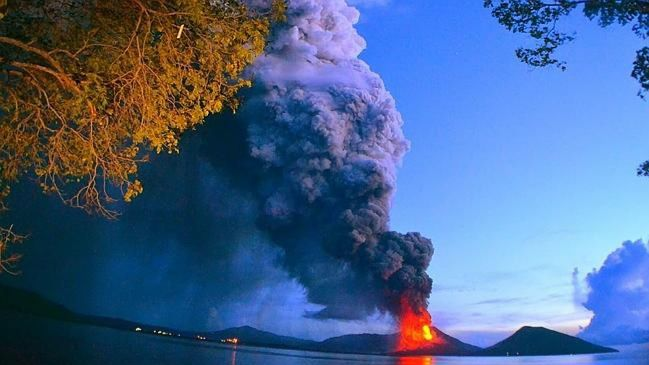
xmin=233 ymin=0 xmax=434 ymax=319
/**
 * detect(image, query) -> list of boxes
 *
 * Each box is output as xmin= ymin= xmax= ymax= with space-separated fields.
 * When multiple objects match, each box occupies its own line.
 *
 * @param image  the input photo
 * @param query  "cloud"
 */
xmin=471 ymin=293 xmax=565 ymax=307
xmin=472 ymin=297 xmax=525 ymax=306
xmin=578 ymin=240 xmax=649 ymax=345
xmin=572 ymin=267 xmax=586 ymax=309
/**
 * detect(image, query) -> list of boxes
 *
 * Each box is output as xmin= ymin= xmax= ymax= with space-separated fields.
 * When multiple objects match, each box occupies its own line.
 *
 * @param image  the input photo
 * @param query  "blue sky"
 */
xmin=351 ymin=0 xmax=649 ymax=346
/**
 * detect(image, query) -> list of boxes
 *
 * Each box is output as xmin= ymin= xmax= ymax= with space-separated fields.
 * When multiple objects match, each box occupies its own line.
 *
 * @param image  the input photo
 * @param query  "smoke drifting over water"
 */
xmin=1 ymin=0 xmax=432 ymax=333
xmin=236 ymin=0 xmax=434 ymax=319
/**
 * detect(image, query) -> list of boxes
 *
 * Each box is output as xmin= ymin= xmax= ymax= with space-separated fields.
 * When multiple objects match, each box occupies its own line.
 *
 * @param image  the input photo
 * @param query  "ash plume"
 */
xmin=233 ymin=0 xmax=435 ymax=319
xmin=1 ymin=0 xmax=433 ymax=330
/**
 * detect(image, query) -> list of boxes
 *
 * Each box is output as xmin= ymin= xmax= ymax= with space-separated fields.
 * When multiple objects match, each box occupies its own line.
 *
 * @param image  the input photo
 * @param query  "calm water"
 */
xmin=1 ymin=313 xmax=647 ymax=365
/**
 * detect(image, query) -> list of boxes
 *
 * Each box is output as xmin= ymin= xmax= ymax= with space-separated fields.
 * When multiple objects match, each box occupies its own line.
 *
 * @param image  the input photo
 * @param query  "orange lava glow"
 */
xmin=397 ymin=298 xmax=443 ymax=352
xmin=398 ymin=356 xmax=437 ymax=365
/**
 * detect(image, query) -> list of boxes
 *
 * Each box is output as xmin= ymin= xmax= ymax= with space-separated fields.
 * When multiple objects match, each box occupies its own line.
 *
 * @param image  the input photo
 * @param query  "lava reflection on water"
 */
xmin=398 ymin=356 xmax=436 ymax=365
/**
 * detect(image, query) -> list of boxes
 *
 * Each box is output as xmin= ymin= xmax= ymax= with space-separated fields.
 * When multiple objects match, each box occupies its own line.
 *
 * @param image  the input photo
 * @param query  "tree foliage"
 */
xmin=0 ymin=225 xmax=22 ymax=275
xmin=0 ymin=0 xmax=284 ymax=272
xmin=485 ymin=0 xmax=649 ymax=176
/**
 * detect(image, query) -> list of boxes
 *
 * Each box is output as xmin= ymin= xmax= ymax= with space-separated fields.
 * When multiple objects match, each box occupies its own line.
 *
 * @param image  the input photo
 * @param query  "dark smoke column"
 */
xmin=239 ymin=0 xmax=433 ymax=320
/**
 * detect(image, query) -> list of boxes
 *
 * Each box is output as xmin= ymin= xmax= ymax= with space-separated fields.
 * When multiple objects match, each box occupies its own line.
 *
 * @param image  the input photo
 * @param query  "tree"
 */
xmin=484 ymin=0 xmax=649 ymax=175
xmin=0 ymin=0 xmax=284 ymax=273
xmin=0 ymin=225 xmax=22 ymax=275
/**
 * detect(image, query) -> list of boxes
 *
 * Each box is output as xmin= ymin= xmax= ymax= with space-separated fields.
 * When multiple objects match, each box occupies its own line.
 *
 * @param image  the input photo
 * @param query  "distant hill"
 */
xmin=203 ymin=325 xmax=480 ymax=356
xmin=0 ymin=284 xmax=182 ymax=336
xmin=321 ymin=327 xmax=481 ymax=356
xmin=203 ymin=325 xmax=319 ymax=350
xmin=477 ymin=326 xmax=618 ymax=356
xmin=320 ymin=333 xmax=396 ymax=354
xmin=0 ymin=284 xmax=77 ymax=321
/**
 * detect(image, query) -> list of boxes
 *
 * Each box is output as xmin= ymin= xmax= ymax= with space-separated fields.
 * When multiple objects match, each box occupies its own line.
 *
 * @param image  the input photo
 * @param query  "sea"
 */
xmin=1 ymin=312 xmax=647 ymax=365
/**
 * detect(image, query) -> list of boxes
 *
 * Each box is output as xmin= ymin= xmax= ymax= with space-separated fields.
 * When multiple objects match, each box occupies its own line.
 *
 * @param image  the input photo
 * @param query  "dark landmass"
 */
xmin=320 ymin=333 xmax=395 ymax=354
xmin=0 ymin=282 xmax=77 ymax=321
xmin=476 ymin=326 xmax=618 ymax=356
xmin=0 ymin=284 xmax=189 ymax=337
xmin=0 ymin=284 xmax=618 ymax=357
xmin=207 ymin=326 xmax=479 ymax=355
xmin=322 ymin=328 xmax=480 ymax=356
xmin=203 ymin=325 xmax=320 ymax=350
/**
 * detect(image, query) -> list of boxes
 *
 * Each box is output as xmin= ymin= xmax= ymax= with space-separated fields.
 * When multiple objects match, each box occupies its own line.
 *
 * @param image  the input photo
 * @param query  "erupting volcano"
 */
xmin=397 ymin=298 xmax=444 ymax=352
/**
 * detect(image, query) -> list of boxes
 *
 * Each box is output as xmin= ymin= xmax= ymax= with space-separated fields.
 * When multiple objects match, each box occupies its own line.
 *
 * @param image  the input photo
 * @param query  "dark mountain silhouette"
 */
xmin=203 ymin=325 xmax=319 ymax=350
xmin=320 ymin=333 xmax=395 ymax=354
xmin=0 ymin=284 xmax=618 ymax=357
xmin=0 ymin=283 xmax=77 ymax=321
xmin=0 ymin=284 xmax=185 ymax=336
xmin=321 ymin=327 xmax=481 ymax=356
xmin=477 ymin=326 xmax=618 ymax=356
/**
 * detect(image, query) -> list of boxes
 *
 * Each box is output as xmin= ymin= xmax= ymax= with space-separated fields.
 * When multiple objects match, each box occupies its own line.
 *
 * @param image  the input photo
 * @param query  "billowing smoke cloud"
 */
xmin=234 ymin=0 xmax=434 ymax=319
xmin=579 ymin=241 xmax=649 ymax=345
xmin=0 ymin=0 xmax=431 ymax=333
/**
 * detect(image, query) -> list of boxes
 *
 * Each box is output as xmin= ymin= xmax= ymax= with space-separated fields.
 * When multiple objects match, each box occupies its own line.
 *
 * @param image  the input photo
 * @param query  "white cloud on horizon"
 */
xmin=579 ymin=240 xmax=649 ymax=345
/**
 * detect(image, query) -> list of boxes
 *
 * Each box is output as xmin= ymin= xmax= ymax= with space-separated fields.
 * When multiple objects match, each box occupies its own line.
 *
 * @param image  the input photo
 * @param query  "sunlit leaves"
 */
xmin=0 ymin=0 xmax=285 ymax=273
xmin=0 ymin=0 xmax=279 ymax=219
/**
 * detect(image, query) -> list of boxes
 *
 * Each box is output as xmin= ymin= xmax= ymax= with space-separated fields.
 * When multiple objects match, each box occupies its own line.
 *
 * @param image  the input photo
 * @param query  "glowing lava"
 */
xmin=398 ymin=357 xmax=437 ymax=365
xmin=397 ymin=298 xmax=443 ymax=352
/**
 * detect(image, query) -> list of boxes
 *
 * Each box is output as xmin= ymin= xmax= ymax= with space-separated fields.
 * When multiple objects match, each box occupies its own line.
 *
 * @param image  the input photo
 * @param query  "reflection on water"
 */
xmin=399 ymin=356 xmax=436 ymax=365
xmin=231 ymin=347 xmax=237 ymax=365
